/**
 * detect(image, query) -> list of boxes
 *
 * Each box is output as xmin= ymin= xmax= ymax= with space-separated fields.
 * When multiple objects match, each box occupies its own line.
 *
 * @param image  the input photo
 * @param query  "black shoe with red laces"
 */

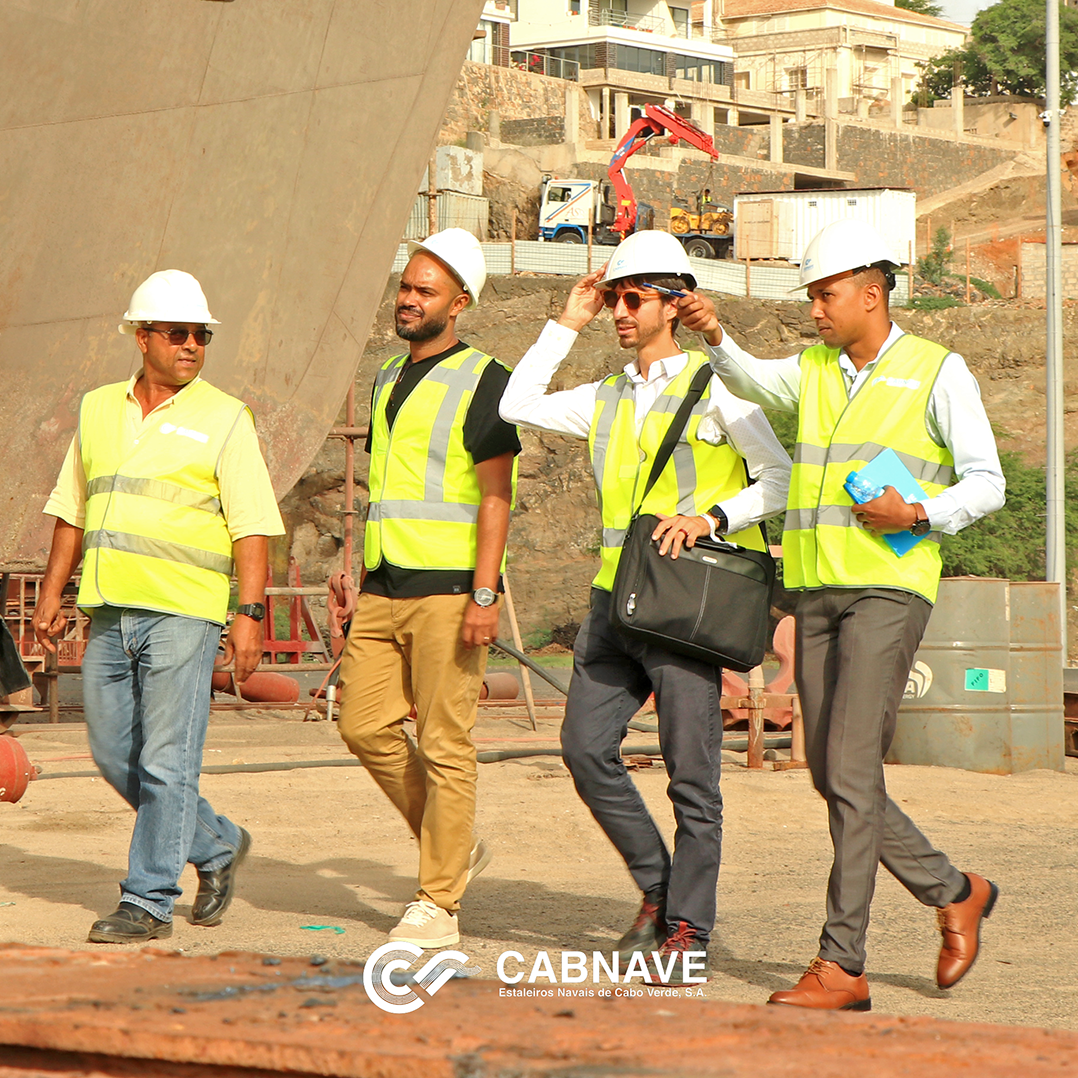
xmin=614 ymin=892 xmax=667 ymax=960
xmin=647 ymin=921 xmax=710 ymax=985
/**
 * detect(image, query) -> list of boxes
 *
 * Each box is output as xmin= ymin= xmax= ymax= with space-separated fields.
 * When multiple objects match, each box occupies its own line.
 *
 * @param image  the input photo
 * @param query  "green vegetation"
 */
xmin=919 ymin=0 xmax=1078 ymax=99
xmin=969 ymin=276 xmax=1002 ymax=299
xmin=910 ymin=295 xmax=964 ymax=310
xmin=917 ymin=227 xmax=954 ymax=286
xmin=895 ymin=0 xmax=944 ymax=15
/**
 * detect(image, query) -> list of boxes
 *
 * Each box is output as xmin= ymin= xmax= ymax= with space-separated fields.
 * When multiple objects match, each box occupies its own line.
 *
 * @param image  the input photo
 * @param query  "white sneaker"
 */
xmin=467 ymin=838 xmax=492 ymax=882
xmin=388 ymin=900 xmax=459 ymax=948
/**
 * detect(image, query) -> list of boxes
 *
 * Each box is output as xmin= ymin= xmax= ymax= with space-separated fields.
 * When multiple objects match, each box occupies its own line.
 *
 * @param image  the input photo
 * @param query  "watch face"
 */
xmin=911 ymin=519 xmax=931 ymax=537
xmin=473 ymin=588 xmax=497 ymax=607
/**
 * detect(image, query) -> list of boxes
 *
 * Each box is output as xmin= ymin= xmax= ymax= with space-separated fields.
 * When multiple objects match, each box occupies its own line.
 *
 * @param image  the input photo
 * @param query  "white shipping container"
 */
xmin=404 ymin=191 xmax=489 ymax=241
xmin=733 ymin=189 xmax=916 ymax=264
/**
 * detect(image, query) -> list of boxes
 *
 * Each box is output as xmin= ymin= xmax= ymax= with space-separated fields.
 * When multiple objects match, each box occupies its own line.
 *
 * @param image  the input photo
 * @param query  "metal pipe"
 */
xmin=1046 ymin=0 xmax=1067 ymax=653
xmin=343 ymin=384 xmax=356 ymax=580
xmin=33 ymin=735 xmax=795 ymax=780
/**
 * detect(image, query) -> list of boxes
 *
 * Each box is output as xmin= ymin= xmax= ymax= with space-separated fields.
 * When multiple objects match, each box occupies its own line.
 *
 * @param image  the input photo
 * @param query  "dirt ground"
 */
xmin=2 ymin=710 xmax=1076 ymax=1032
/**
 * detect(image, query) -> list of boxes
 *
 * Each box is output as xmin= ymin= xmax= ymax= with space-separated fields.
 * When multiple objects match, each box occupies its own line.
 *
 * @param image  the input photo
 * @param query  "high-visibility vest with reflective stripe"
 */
xmin=588 ymin=351 xmax=766 ymax=592
xmin=785 ymin=333 xmax=954 ymax=603
xmin=364 ymin=348 xmax=517 ymax=572
xmin=78 ymin=379 xmax=250 ymax=624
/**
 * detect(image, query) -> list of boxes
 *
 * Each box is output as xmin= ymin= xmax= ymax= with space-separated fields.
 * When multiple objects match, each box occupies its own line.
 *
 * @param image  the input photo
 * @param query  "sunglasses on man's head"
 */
xmin=144 ymin=326 xmax=214 ymax=346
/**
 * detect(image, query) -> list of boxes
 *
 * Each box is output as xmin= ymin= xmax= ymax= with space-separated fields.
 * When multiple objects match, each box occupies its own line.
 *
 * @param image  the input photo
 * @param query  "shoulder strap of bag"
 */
xmin=636 ymin=362 xmax=713 ymax=508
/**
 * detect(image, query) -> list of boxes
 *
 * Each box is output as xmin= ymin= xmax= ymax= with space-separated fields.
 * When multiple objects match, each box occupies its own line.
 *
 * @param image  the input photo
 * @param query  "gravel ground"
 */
xmin=2 ymin=711 xmax=1076 ymax=1030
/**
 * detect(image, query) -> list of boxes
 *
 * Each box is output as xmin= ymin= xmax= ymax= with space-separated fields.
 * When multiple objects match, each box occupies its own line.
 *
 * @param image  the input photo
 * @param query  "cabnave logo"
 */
xmin=362 ymin=942 xmax=481 ymax=1013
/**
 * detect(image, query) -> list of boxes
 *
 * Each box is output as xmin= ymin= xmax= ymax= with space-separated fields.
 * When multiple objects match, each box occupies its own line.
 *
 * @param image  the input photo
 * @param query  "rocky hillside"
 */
xmin=279 ymin=275 xmax=1078 ymax=644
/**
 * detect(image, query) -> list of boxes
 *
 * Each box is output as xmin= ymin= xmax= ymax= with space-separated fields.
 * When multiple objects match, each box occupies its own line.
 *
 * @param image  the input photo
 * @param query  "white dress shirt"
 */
xmin=500 ymin=320 xmax=791 ymax=535
xmin=704 ymin=322 xmax=1006 ymax=534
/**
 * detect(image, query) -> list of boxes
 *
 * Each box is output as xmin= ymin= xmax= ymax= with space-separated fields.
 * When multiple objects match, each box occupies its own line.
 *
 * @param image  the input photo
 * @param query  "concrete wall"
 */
xmin=440 ymin=60 xmax=597 ymax=145
xmin=919 ymin=98 xmax=1043 ymax=149
xmin=1020 ymin=242 xmax=1078 ymax=299
xmin=783 ymin=122 xmax=1018 ymax=200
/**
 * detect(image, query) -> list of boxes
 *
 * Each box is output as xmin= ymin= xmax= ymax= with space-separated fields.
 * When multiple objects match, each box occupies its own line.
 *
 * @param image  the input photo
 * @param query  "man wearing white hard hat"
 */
xmin=34 ymin=270 xmax=283 ymax=943
xmin=679 ymin=218 xmax=1006 ymax=1010
xmin=501 ymin=230 xmax=790 ymax=976
xmin=336 ymin=229 xmax=519 ymax=948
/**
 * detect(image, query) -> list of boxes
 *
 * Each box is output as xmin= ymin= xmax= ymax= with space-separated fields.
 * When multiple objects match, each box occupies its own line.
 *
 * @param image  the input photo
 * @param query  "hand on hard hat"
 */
xmin=676 ymin=291 xmax=722 ymax=345
xmin=558 ymin=266 xmax=607 ymax=333
xmin=119 ymin=270 xmax=219 ymax=334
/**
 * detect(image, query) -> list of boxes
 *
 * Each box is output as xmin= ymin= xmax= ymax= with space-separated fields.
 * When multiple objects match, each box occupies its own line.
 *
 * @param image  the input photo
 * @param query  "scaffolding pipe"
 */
xmin=1046 ymin=0 xmax=1066 ymax=653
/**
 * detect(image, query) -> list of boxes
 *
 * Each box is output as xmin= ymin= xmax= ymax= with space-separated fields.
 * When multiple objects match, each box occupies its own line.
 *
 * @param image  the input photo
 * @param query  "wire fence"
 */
xmin=392 ymin=240 xmax=912 ymax=305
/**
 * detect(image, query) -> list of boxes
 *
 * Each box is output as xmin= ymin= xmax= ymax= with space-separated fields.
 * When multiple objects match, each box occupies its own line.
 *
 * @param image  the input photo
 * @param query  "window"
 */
xmin=570 ymin=0 xmax=581 ymax=11
xmin=599 ymin=0 xmax=628 ymax=10
xmin=734 ymin=71 xmax=751 ymax=90
xmin=669 ymin=5 xmax=689 ymax=36
xmin=676 ymin=54 xmax=726 ymax=83
xmin=786 ymin=66 xmax=808 ymax=90
xmin=612 ymin=44 xmax=666 ymax=76
xmin=544 ymin=43 xmax=598 ymax=70
xmin=468 ymin=21 xmax=492 ymax=64
xmin=547 ymin=186 xmax=572 ymax=203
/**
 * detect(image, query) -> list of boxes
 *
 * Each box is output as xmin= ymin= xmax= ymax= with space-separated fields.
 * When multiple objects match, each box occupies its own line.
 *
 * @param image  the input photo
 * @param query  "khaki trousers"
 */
xmin=337 ymin=592 xmax=488 ymax=912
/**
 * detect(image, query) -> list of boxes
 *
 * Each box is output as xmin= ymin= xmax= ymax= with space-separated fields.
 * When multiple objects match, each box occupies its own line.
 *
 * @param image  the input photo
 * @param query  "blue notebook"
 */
xmin=844 ymin=448 xmax=929 ymax=558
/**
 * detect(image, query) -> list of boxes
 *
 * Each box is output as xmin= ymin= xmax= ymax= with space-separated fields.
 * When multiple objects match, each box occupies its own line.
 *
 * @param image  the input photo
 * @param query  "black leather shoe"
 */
xmin=191 ymin=828 xmax=251 ymax=926
xmin=88 ymin=902 xmax=172 ymax=944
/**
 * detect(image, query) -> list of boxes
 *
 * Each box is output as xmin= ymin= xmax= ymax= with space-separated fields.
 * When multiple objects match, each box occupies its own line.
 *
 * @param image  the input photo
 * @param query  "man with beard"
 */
xmin=500 ymin=231 xmax=790 ymax=976
xmin=337 ymin=229 xmax=519 ymax=947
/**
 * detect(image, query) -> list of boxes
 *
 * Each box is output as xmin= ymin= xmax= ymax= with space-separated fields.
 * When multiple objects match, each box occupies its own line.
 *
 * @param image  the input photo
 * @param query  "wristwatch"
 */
xmin=472 ymin=587 xmax=497 ymax=608
xmin=909 ymin=503 xmax=931 ymax=537
xmin=236 ymin=602 xmax=266 ymax=622
xmin=705 ymin=504 xmax=729 ymax=537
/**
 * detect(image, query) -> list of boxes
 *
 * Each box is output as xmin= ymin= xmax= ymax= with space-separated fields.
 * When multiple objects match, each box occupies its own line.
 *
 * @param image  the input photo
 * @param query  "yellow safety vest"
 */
xmin=78 ymin=379 xmax=251 ymax=624
xmin=784 ymin=333 xmax=955 ymax=603
xmin=588 ymin=351 xmax=766 ymax=592
xmin=364 ymin=348 xmax=517 ymax=572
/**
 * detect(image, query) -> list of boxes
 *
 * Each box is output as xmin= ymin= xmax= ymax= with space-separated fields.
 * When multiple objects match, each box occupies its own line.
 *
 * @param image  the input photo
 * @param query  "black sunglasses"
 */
xmin=144 ymin=326 xmax=213 ymax=346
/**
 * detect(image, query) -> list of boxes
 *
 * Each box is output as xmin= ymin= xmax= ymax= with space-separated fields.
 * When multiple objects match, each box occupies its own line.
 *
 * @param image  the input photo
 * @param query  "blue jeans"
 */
xmin=82 ymin=606 xmax=243 ymax=921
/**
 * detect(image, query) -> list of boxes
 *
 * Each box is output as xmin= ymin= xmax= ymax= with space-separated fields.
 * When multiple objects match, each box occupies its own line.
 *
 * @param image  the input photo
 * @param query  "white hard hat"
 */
xmin=119 ymin=270 xmax=220 ymax=335
xmin=797 ymin=218 xmax=901 ymax=291
xmin=407 ymin=228 xmax=487 ymax=309
xmin=596 ymin=230 xmax=696 ymax=291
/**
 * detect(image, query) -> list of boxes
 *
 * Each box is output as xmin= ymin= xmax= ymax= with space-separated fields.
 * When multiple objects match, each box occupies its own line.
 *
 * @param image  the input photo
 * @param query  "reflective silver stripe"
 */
xmin=591 ymin=376 xmax=627 ymax=508
xmin=603 ymin=526 xmax=626 ymax=548
xmin=375 ymin=354 xmax=408 ymax=390
xmin=87 ymin=475 xmax=222 ymax=515
xmin=671 ymin=442 xmax=698 ymax=515
xmin=421 ymin=350 xmax=489 ymax=502
xmin=785 ymin=505 xmax=941 ymax=543
xmin=793 ymin=442 xmax=954 ymax=485
xmin=372 ymin=499 xmax=480 ymax=524
xmin=84 ymin=529 xmax=233 ymax=576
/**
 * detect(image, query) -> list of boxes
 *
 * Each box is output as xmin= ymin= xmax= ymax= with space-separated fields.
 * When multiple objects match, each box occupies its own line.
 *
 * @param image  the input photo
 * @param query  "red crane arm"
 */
xmin=606 ymin=103 xmax=719 ymax=236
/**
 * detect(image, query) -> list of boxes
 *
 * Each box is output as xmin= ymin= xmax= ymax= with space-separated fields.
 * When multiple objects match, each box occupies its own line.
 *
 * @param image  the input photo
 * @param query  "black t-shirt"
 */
xmin=363 ymin=341 xmax=521 ymax=599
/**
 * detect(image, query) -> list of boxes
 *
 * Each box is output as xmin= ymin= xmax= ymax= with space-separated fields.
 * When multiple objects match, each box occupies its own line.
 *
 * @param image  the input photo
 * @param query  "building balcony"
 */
xmin=589 ymin=9 xmax=669 ymax=34
xmin=509 ymin=49 xmax=581 ymax=81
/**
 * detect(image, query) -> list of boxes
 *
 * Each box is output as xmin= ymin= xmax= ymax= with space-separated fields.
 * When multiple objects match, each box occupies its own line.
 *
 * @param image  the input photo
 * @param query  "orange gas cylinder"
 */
xmin=0 ymin=735 xmax=36 ymax=804
xmin=211 ymin=671 xmax=300 ymax=704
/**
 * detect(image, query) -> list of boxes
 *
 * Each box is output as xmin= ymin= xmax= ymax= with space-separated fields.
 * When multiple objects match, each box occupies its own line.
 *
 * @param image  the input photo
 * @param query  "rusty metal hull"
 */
xmin=0 ymin=0 xmax=484 ymax=570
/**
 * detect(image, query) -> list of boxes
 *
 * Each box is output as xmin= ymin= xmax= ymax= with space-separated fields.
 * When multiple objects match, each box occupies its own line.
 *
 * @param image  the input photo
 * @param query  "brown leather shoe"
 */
xmin=768 ymin=958 xmax=871 ymax=1011
xmin=936 ymin=872 xmax=999 ymax=989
